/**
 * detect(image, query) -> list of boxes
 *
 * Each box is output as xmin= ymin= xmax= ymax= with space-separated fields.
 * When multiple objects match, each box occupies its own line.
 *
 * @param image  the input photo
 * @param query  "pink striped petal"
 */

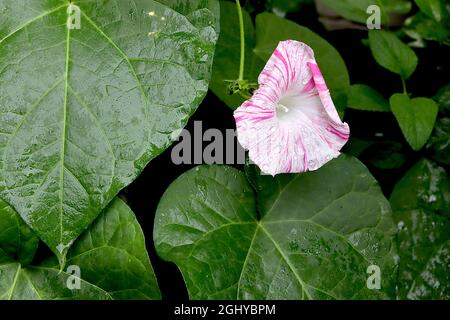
xmin=234 ymin=40 xmax=350 ymax=176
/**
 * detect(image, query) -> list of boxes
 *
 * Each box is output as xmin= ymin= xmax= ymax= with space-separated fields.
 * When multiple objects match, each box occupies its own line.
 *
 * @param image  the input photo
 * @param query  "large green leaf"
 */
xmin=390 ymin=94 xmax=438 ymax=151
xmin=394 ymin=210 xmax=449 ymax=300
xmin=391 ymin=159 xmax=450 ymax=299
xmin=348 ymin=84 xmax=390 ymax=112
xmin=0 ymin=198 xmax=160 ymax=300
xmin=369 ymin=30 xmax=418 ymax=79
xmin=0 ymin=199 xmax=38 ymax=265
xmin=254 ymin=13 xmax=350 ymax=113
xmin=154 ymin=156 xmax=398 ymax=299
xmin=390 ymin=159 xmax=450 ymax=219
xmin=0 ymin=0 xmax=219 ymax=261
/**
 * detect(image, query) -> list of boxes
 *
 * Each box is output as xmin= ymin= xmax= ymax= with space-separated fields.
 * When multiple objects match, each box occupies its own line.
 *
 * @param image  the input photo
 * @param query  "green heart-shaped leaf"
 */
xmin=0 ymin=0 xmax=219 ymax=261
xmin=348 ymin=84 xmax=390 ymax=112
xmin=369 ymin=30 xmax=418 ymax=79
xmin=0 ymin=198 xmax=160 ymax=300
xmin=391 ymin=159 xmax=450 ymax=299
xmin=394 ymin=209 xmax=449 ymax=300
xmin=154 ymin=156 xmax=398 ymax=299
xmin=390 ymin=94 xmax=438 ymax=150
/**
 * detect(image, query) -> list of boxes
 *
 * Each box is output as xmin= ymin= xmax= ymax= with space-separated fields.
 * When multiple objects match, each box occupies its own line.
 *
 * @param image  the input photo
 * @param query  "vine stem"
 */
xmin=401 ymin=78 xmax=407 ymax=95
xmin=238 ymin=91 xmax=252 ymax=100
xmin=235 ymin=0 xmax=245 ymax=81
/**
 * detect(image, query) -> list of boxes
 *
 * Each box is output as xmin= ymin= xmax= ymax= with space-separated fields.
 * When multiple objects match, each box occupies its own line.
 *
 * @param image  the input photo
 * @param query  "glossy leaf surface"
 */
xmin=0 ymin=198 xmax=160 ymax=300
xmin=0 ymin=0 xmax=219 ymax=260
xmin=154 ymin=156 xmax=398 ymax=299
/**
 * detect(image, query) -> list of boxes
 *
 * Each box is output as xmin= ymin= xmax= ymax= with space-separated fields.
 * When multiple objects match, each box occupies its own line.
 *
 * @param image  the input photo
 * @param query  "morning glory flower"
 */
xmin=234 ymin=40 xmax=350 ymax=176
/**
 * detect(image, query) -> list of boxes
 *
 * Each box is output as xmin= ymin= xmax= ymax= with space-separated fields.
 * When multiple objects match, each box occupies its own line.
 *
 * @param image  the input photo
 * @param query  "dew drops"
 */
xmin=289 ymin=240 xmax=299 ymax=251
xmin=261 ymin=164 xmax=270 ymax=173
xmin=273 ymin=145 xmax=281 ymax=154
xmin=128 ymin=8 xmax=136 ymax=20
xmin=276 ymin=103 xmax=289 ymax=113
xmin=293 ymin=148 xmax=303 ymax=158
xmin=197 ymin=180 xmax=207 ymax=198
xmin=393 ymin=255 xmax=400 ymax=264
xmin=308 ymin=159 xmax=318 ymax=170
xmin=23 ymin=167 xmax=40 ymax=178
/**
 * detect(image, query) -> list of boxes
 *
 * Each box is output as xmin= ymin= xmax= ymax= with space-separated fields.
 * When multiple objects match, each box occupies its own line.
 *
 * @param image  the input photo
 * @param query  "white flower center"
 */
xmin=276 ymin=96 xmax=296 ymax=122
xmin=276 ymin=103 xmax=290 ymax=113
xmin=275 ymin=91 xmax=311 ymax=123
